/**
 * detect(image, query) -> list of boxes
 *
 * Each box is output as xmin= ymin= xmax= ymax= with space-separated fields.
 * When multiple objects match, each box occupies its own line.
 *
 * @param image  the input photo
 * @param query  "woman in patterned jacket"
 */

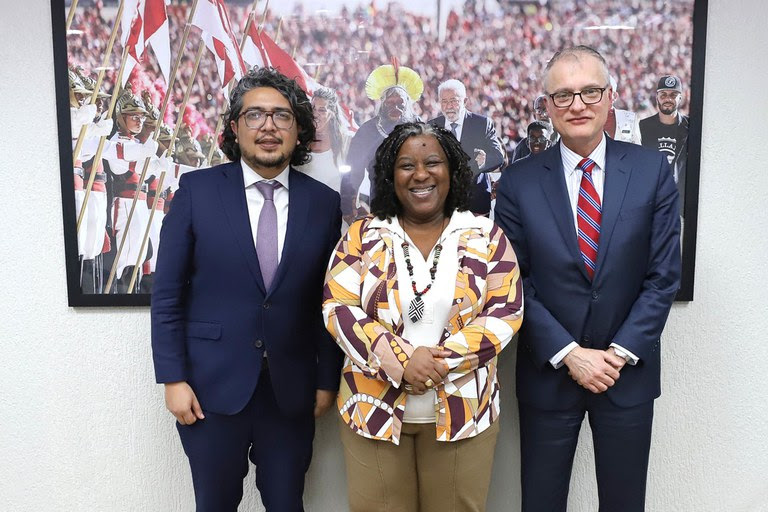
xmin=323 ymin=121 xmax=524 ymax=512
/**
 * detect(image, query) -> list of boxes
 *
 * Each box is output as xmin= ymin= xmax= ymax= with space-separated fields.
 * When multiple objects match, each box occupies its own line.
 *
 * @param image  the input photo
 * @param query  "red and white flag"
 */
xmin=241 ymin=23 xmax=271 ymax=70
xmin=120 ymin=0 xmax=171 ymax=87
xmin=248 ymin=29 xmax=358 ymax=135
xmin=191 ymin=0 xmax=247 ymax=88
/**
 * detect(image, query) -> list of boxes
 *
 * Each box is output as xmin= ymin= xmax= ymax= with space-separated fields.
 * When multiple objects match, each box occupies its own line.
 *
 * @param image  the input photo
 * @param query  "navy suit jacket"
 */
xmin=494 ymin=137 xmax=680 ymax=410
xmin=430 ymin=111 xmax=505 ymax=176
xmin=151 ymin=162 xmax=343 ymax=417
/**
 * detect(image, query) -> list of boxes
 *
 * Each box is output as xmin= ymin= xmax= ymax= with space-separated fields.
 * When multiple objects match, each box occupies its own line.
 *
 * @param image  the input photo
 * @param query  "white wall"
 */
xmin=1 ymin=1 xmax=767 ymax=510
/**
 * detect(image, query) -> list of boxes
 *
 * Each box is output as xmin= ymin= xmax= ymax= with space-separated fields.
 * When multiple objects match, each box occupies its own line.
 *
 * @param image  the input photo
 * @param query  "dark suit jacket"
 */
xmin=430 ymin=111 xmax=505 ymax=215
xmin=151 ymin=162 xmax=343 ymax=417
xmin=494 ymin=137 xmax=680 ymax=410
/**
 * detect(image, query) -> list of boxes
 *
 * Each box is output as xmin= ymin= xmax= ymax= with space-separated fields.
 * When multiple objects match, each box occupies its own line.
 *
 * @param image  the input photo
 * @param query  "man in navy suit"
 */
xmin=495 ymin=46 xmax=681 ymax=512
xmin=151 ymin=68 xmax=342 ymax=511
xmin=429 ymin=79 xmax=505 ymax=215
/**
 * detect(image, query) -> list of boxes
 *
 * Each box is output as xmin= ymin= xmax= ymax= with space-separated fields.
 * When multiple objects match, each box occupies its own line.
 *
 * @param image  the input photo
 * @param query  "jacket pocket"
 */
xmin=185 ymin=321 xmax=222 ymax=341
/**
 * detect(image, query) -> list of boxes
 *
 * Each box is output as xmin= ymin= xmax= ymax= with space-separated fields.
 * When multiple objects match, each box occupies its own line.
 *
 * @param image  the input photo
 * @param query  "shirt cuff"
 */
xmin=549 ymin=341 xmax=579 ymax=369
xmin=610 ymin=343 xmax=639 ymax=365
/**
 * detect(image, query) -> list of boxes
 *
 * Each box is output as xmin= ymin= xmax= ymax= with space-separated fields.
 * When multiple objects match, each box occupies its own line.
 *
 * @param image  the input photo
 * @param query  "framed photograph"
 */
xmin=53 ymin=0 xmax=706 ymax=306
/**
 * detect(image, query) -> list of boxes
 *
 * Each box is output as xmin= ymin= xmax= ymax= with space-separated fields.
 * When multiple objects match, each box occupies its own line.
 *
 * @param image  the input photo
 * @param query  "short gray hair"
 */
xmin=437 ymin=79 xmax=467 ymax=98
xmin=543 ymin=45 xmax=610 ymax=92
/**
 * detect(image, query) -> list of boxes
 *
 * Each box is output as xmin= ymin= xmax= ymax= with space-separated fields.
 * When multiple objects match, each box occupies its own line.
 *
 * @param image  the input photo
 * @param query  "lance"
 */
xmin=258 ymin=0 xmax=270 ymax=32
xmin=107 ymin=39 xmax=207 ymax=293
xmin=71 ymin=0 xmax=126 ymax=164
xmin=126 ymin=171 xmax=165 ymax=293
xmin=76 ymin=45 xmax=130 ymax=233
xmin=77 ymin=0 xmax=201 ymax=234
xmin=66 ymin=0 xmax=79 ymax=31
xmin=275 ymin=17 xmax=283 ymax=45
xmin=206 ymin=0 xmax=261 ymax=164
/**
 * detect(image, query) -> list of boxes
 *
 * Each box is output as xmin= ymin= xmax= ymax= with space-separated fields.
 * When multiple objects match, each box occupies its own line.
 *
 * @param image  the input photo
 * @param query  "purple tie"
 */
xmin=255 ymin=181 xmax=280 ymax=289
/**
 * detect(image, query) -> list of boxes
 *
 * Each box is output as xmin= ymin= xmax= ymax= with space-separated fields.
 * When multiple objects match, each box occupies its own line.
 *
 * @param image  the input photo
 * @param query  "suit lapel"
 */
xmin=268 ymin=168 xmax=309 ymax=295
xmin=539 ymin=145 xmax=589 ymax=280
xmin=218 ymin=162 xmax=266 ymax=293
xmin=594 ymin=139 xmax=631 ymax=278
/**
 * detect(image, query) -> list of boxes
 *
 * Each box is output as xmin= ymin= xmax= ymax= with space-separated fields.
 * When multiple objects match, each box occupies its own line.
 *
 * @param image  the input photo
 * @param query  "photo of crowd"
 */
xmin=57 ymin=0 xmax=698 ymax=302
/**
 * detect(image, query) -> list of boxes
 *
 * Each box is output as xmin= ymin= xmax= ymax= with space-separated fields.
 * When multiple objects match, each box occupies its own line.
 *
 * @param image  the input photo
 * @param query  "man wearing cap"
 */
xmin=339 ymin=63 xmax=422 ymax=222
xmin=428 ymin=78 xmax=505 ymax=215
xmin=640 ymin=75 xmax=689 ymax=206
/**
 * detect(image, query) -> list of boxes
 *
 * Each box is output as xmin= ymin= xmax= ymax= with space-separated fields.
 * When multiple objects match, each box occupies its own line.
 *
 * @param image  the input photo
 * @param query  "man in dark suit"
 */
xmin=429 ymin=79 xmax=505 ymax=215
xmin=151 ymin=68 xmax=343 ymax=511
xmin=495 ymin=46 xmax=681 ymax=512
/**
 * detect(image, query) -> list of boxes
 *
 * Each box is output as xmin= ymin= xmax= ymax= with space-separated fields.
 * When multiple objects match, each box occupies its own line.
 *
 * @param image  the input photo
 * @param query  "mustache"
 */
xmin=255 ymin=136 xmax=282 ymax=143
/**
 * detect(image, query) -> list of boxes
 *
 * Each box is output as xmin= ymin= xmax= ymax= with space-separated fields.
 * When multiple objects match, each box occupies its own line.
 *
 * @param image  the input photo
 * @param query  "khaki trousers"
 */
xmin=339 ymin=418 xmax=500 ymax=512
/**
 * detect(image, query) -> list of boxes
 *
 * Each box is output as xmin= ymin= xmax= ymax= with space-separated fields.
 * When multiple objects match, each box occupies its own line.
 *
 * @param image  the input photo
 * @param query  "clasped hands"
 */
xmin=402 ymin=346 xmax=451 ymax=395
xmin=563 ymin=346 xmax=627 ymax=394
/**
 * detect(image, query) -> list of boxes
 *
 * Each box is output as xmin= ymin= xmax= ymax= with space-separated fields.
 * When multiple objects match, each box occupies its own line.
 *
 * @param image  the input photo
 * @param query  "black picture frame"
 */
xmin=53 ymin=0 xmax=706 ymax=306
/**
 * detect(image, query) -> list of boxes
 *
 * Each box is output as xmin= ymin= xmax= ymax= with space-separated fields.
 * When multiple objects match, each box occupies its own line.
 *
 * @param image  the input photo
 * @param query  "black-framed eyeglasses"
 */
xmin=548 ymin=87 xmax=608 ymax=108
xmin=238 ymin=109 xmax=295 ymax=130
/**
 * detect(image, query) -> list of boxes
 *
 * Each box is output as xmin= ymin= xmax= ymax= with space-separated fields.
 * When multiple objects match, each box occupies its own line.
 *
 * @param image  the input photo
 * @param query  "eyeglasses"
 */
xmin=440 ymin=98 xmax=462 ymax=107
xmin=548 ymin=87 xmax=608 ymax=108
xmin=127 ymin=114 xmax=146 ymax=122
xmin=238 ymin=109 xmax=295 ymax=130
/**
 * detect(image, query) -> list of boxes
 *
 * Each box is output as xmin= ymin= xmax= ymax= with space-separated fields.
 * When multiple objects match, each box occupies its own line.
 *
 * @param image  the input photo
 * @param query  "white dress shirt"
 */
xmin=548 ymin=135 xmax=639 ymax=368
xmin=387 ymin=212 xmax=476 ymax=423
xmin=241 ymin=159 xmax=290 ymax=264
xmin=443 ymin=111 xmax=465 ymax=141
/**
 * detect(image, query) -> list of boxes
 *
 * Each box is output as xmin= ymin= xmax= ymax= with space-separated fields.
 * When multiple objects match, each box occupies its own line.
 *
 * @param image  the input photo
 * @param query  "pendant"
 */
xmin=408 ymin=296 xmax=425 ymax=323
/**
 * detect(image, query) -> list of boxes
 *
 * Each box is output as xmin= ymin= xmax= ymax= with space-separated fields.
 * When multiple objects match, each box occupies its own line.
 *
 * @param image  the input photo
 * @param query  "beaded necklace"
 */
xmin=400 ymin=217 xmax=447 ymax=323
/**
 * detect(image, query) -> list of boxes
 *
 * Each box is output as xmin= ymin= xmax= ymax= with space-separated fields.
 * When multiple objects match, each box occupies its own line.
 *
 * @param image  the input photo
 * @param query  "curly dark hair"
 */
xmin=370 ymin=122 xmax=473 ymax=220
xmin=220 ymin=67 xmax=315 ymax=166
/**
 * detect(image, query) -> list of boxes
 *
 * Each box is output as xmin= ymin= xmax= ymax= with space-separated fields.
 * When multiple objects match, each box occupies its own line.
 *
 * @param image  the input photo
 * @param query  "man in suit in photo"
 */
xmin=429 ymin=78 xmax=505 ymax=215
xmin=151 ymin=68 xmax=343 ymax=511
xmin=495 ymin=46 xmax=681 ymax=512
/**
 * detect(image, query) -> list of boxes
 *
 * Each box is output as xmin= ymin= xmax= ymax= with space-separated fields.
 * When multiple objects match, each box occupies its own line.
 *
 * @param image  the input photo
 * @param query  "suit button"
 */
xmin=263 ymin=303 xmax=271 ymax=310
xmin=254 ymin=339 xmax=263 ymax=348
xmin=591 ymin=291 xmax=599 ymax=300
xmin=582 ymin=335 xmax=591 ymax=344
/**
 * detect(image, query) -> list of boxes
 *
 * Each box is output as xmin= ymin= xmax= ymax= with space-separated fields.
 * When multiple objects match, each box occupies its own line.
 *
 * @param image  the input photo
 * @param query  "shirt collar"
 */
xmin=560 ymin=133 xmax=607 ymax=176
xmin=369 ymin=209 xmax=485 ymax=235
xmin=241 ymin=159 xmax=291 ymax=190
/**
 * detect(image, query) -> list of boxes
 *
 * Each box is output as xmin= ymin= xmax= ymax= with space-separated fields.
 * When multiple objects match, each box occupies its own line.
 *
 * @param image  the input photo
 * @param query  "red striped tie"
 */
xmin=576 ymin=158 xmax=601 ymax=279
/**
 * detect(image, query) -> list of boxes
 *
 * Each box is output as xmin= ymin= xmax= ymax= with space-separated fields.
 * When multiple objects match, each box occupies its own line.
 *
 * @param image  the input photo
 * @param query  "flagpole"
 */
xmin=258 ymin=0 xmax=270 ymax=32
xmin=71 ymin=0 xmax=126 ymax=164
xmin=118 ymin=40 xmax=207 ymax=293
xmin=205 ymin=0 xmax=260 ymax=164
xmin=65 ymin=0 xmax=80 ymax=31
xmin=275 ymin=17 xmax=283 ymax=44
xmin=106 ymin=29 xmax=205 ymax=293
xmin=76 ymin=45 xmax=130 ymax=233
xmin=313 ymin=64 xmax=322 ymax=81
xmin=126 ymin=171 xmax=165 ymax=293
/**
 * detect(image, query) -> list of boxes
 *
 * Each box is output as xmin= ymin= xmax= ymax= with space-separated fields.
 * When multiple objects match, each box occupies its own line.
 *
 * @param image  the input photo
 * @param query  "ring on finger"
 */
xmin=424 ymin=378 xmax=434 ymax=388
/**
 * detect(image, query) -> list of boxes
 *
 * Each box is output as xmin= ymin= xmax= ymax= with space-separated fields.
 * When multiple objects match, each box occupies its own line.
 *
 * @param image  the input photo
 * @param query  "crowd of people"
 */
xmin=63 ymin=0 xmax=694 ymax=295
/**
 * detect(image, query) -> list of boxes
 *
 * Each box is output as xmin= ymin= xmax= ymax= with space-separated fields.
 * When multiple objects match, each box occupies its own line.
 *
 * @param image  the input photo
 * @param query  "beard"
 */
xmin=242 ymin=147 xmax=290 ymax=171
xmin=658 ymin=102 xmax=678 ymax=115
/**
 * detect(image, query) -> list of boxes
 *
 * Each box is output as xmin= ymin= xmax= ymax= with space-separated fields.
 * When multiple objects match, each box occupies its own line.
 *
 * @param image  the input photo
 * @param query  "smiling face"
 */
xmin=393 ymin=134 xmax=451 ymax=224
xmin=230 ymin=87 xmax=298 ymax=178
xmin=545 ymin=54 xmax=611 ymax=156
xmin=657 ymin=89 xmax=682 ymax=115
xmin=439 ymin=88 xmax=467 ymax=123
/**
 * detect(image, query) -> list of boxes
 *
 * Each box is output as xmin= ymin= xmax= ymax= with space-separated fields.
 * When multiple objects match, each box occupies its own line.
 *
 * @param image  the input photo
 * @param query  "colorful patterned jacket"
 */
xmin=323 ymin=211 xmax=523 ymax=444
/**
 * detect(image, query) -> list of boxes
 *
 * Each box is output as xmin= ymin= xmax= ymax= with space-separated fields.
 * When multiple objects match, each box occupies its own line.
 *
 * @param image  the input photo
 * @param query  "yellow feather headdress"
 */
xmin=364 ymin=58 xmax=424 ymax=102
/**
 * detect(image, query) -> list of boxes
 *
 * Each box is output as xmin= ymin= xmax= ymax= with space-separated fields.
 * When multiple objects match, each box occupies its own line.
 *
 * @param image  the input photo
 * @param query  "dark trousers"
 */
xmin=519 ymin=395 xmax=654 ymax=512
xmin=176 ymin=364 xmax=315 ymax=512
